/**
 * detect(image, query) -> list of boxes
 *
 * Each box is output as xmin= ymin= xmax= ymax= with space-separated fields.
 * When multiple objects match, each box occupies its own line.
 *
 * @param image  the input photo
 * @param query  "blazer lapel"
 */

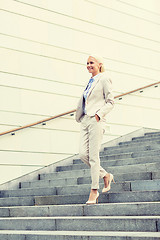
xmin=87 ymin=74 xmax=102 ymax=100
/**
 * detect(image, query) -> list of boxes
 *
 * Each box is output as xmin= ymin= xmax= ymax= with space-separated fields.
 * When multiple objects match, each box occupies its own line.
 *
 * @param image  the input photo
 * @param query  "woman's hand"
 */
xmin=95 ymin=114 xmax=100 ymax=122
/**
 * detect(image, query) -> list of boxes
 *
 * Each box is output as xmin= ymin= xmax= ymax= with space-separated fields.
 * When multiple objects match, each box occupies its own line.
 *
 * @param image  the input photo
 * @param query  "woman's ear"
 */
xmin=99 ymin=63 xmax=102 ymax=72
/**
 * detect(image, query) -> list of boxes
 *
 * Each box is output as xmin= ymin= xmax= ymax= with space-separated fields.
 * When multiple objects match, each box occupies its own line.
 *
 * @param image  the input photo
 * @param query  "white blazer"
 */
xmin=75 ymin=72 xmax=114 ymax=123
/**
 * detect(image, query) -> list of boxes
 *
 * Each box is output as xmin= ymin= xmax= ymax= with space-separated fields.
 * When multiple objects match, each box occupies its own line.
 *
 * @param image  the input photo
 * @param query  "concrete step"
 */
xmin=132 ymin=133 xmax=160 ymax=141
xmin=103 ymin=149 xmax=160 ymax=160
xmin=77 ymin=171 xmax=160 ymax=185
xmin=18 ymin=179 xmax=160 ymax=197
xmin=0 ymin=182 xmax=130 ymax=198
xmin=1 ymin=173 xmax=159 ymax=206
xmin=72 ymin=156 xmax=160 ymax=170
xmin=40 ymin=162 xmax=160 ymax=181
xmin=0 ymin=130 xmax=159 ymax=240
xmin=131 ymin=179 xmax=160 ymax=191
xmin=20 ymin=177 xmax=77 ymax=189
xmin=104 ymin=140 xmax=160 ymax=152
xmin=145 ymin=131 xmax=160 ymax=137
xmin=132 ymin=136 xmax=160 ymax=142
xmin=0 ymin=216 xmax=159 ymax=232
xmin=3 ymin=179 xmax=160 ymax=198
xmin=102 ymin=142 xmax=160 ymax=155
xmin=0 ymin=196 xmax=35 ymax=207
xmin=35 ymin=190 xmax=160 ymax=205
xmin=2 ymin=190 xmax=159 ymax=207
xmin=1 ymin=202 xmax=160 ymax=217
xmin=0 ymin=230 xmax=160 ymax=240
xmin=98 ymin=152 xmax=133 ymax=160
xmin=55 ymin=181 xmax=130 ymax=195
xmin=0 ymin=187 xmax=56 ymax=198
xmin=119 ymin=136 xmax=160 ymax=146
xmin=72 ymin=149 xmax=160 ymax=164
xmin=20 ymin=170 xmax=160 ymax=190
xmin=100 ymin=149 xmax=160 ymax=161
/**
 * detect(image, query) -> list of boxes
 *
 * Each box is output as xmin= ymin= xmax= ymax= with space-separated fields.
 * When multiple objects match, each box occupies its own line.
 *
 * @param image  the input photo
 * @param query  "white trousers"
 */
xmin=79 ymin=115 xmax=108 ymax=189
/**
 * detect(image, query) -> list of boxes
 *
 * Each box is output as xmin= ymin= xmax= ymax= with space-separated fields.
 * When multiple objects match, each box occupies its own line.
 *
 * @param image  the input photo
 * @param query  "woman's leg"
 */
xmin=79 ymin=116 xmax=90 ymax=167
xmin=79 ymin=116 xmax=108 ymax=202
xmin=88 ymin=117 xmax=107 ymax=189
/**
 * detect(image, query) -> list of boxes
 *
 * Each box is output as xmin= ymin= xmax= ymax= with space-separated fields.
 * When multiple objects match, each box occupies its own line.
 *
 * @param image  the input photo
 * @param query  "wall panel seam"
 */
xmin=1 ymin=33 xmax=160 ymax=73
xmin=12 ymin=0 xmax=160 ymax=44
xmin=1 ymin=46 xmax=159 ymax=81
xmin=1 ymin=8 xmax=160 ymax=53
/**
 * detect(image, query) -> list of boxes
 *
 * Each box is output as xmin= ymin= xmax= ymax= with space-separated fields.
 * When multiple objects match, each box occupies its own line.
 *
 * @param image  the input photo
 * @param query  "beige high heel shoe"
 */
xmin=102 ymin=173 xmax=115 ymax=193
xmin=86 ymin=191 xmax=99 ymax=205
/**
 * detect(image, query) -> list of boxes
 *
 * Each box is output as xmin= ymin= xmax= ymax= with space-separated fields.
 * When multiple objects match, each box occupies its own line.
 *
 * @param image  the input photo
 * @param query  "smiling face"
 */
xmin=87 ymin=56 xmax=102 ymax=77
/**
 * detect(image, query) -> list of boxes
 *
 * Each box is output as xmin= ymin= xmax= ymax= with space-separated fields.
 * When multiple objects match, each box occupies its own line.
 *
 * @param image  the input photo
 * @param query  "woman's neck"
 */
xmin=92 ymin=72 xmax=100 ymax=77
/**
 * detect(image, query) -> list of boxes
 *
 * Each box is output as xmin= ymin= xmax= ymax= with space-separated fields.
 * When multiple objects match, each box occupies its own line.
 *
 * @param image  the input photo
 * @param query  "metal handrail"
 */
xmin=0 ymin=81 xmax=159 ymax=137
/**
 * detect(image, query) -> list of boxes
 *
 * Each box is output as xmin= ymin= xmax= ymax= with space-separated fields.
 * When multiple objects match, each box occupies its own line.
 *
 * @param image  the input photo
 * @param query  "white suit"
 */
xmin=76 ymin=72 xmax=114 ymax=123
xmin=76 ymin=72 xmax=114 ymax=189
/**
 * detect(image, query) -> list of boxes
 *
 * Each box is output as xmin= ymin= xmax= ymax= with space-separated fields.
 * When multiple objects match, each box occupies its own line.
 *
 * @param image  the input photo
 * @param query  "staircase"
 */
xmin=0 ymin=130 xmax=160 ymax=239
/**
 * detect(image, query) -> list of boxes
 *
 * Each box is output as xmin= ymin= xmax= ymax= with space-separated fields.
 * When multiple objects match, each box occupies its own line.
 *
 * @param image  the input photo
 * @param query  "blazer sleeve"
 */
xmin=96 ymin=77 xmax=114 ymax=119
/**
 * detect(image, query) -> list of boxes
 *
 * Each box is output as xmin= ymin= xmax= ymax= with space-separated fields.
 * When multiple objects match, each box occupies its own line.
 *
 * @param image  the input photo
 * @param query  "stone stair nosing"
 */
xmin=0 ymin=201 xmax=160 ymax=217
xmin=0 ymin=216 xmax=160 ymax=232
xmin=0 ymin=230 xmax=160 ymax=240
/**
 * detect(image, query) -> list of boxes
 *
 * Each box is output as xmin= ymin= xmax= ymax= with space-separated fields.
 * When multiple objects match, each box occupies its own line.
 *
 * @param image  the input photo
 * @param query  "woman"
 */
xmin=76 ymin=54 xmax=115 ymax=204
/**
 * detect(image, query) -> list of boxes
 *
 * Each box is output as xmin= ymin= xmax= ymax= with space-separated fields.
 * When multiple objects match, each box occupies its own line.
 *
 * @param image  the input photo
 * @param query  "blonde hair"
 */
xmin=90 ymin=54 xmax=105 ymax=72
